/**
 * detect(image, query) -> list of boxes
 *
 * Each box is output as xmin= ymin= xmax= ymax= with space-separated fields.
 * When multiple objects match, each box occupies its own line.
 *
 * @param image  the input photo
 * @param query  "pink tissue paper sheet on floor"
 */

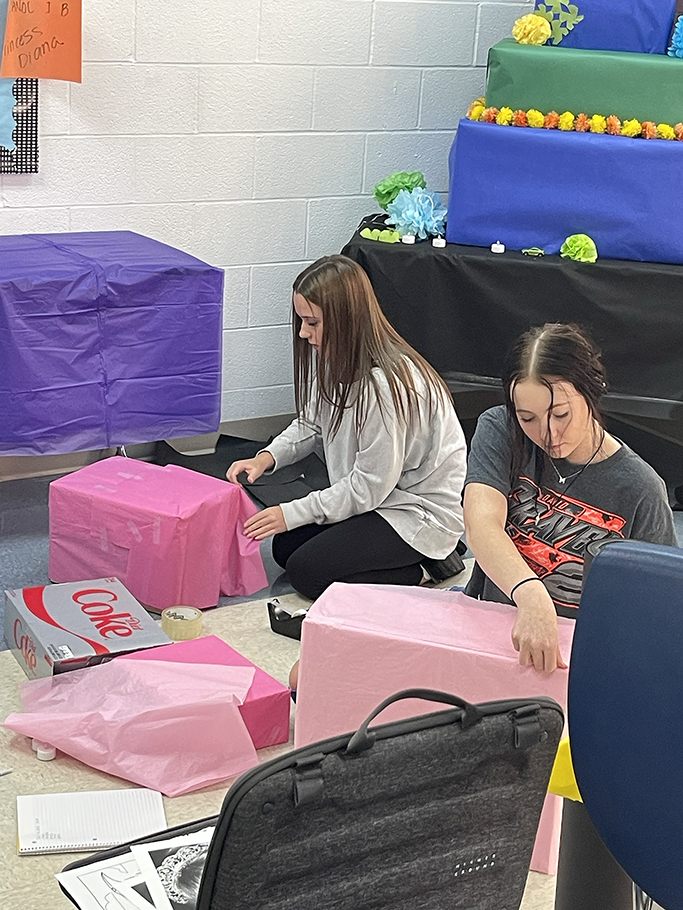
xmin=295 ymin=582 xmax=576 ymax=874
xmin=3 ymin=659 xmax=259 ymax=796
xmin=48 ymin=457 xmax=268 ymax=611
xmin=119 ymin=635 xmax=291 ymax=749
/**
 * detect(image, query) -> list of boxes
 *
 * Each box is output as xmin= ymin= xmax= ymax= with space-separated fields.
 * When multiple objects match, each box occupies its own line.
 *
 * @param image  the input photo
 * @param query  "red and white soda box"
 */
xmin=4 ymin=577 xmax=171 ymax=678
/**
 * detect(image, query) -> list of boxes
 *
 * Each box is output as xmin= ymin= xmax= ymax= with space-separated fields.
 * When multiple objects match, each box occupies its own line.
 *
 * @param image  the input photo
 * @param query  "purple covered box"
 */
xmin=0 ymin=232 xmax=224 ymax=455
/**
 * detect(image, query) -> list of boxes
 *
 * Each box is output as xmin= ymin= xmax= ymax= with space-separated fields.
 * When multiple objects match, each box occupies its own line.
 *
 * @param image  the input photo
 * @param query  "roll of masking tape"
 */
xmin=161 ymin=606 xmax=203 ymax=641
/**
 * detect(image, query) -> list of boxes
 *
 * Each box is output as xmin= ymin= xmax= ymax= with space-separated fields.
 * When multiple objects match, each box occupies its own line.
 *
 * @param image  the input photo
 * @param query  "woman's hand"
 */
xmin=511 ymin=584 xmax=568 ymax=673
xmin=226 ymin=451 xmax=275 ymax=484
xmin=243 ymin=506 xmax=287 ymax=540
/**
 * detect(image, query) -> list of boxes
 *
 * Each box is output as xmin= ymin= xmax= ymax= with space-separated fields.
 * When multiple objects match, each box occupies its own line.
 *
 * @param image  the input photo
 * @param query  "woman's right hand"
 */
xmin=226 ymin=451 xmax=275 ymax=484
xmin=511 ymin=583 xmax=568 ymax=673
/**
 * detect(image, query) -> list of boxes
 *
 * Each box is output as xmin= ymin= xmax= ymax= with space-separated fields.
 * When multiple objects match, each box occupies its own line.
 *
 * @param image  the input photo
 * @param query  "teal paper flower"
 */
xmin=560 ymin=233 xmax=598 ymax=262
xmin=373 ymin=171 xmax=427 ymax=210
xmin=668 ymin=16 xmax=683 ymax=58
xmin=386 ymin=188 xmax=447 ymax=240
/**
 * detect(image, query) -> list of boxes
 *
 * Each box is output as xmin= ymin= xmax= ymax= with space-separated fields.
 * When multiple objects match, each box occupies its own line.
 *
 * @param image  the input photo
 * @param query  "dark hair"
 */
xmin=502 ymin=323 xmax=607 ymax=484
xmin=292 ymin=254 xmax=450 ymax=436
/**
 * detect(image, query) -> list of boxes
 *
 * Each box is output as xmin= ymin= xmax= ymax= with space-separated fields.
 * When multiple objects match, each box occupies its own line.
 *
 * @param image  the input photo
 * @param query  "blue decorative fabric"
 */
xmin=0 ymin=0 xmax=16 ymax=151
xmin=0 ymin=79 xmax=16 ymax=152
xmin=535 ymin=0 xmax=677 ymax=54
xmin=447 ymin=119 xmax=683 ymax=267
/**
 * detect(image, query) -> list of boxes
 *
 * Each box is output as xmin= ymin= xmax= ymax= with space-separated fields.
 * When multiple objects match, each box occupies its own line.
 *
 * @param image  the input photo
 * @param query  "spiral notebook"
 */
xmin=16 ymin=788 xmax=167 ymax=855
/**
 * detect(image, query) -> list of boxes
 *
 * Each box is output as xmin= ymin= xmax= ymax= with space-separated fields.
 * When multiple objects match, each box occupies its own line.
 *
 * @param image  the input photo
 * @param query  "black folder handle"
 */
xmin=346 ymin=688 xmax=483 ymax=754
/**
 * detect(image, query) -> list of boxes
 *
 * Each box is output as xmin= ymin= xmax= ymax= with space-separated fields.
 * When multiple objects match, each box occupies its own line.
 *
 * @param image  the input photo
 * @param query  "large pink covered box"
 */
xmin=121 ymin=635 xmax=290 ymax=749
xmin=295 ymin=583 xmax=575 ymax=874
xmin=49 ymin=457 xmax=267 ymax=611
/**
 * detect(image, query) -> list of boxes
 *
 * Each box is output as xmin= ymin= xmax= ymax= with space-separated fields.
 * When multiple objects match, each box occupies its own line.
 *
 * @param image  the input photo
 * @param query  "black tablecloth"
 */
xmin=342 ymin=233 xmax=683 ymax=414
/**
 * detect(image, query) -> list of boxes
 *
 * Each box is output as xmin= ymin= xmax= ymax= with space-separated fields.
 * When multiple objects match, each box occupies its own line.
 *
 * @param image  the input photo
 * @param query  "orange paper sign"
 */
xmin=1 ymin=0 xmax=81 ymax=82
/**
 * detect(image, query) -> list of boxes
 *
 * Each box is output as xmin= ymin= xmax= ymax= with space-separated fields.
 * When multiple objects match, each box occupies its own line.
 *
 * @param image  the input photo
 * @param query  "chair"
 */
xmin=566 ymin=540 xmax=683 ymax=910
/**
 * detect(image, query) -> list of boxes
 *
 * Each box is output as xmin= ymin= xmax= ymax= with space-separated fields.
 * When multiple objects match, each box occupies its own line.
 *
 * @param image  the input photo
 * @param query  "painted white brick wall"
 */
xmin=0 ymin=0 xmax=533 ymax=428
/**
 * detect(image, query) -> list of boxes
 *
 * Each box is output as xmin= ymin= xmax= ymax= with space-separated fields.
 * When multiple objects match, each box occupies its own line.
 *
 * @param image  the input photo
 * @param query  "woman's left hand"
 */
xmin=243 ymin=506 xmax=287 ymax=540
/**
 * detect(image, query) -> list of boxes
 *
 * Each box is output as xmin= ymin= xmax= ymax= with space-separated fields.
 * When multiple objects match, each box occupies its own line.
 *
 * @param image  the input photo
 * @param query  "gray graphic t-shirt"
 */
xmin=464 ymin=406 xmax=677 ymax=616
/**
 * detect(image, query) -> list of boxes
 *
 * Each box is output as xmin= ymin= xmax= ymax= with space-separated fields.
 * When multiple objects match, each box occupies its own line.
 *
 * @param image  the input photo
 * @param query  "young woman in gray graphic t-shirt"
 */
xmin=464 ymin=323 xmax=677 ymax=674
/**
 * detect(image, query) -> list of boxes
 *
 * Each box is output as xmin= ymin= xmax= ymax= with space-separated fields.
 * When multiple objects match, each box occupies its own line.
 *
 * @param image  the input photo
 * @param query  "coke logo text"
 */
xmin=72 ymin=588 xmax=143 ymax=638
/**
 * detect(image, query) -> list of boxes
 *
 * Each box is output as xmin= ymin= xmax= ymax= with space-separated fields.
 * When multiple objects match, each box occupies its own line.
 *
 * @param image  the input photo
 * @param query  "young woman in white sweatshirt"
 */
xmin=227 ymin=254 xmax=467 ymax=601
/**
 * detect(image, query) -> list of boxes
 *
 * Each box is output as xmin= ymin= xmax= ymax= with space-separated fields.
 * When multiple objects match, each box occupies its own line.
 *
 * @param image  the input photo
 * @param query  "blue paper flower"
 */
xmin=668 ymin=15 xmax=683 ymax=58
xmin=386 ymin=188 xmax=447 ymax=239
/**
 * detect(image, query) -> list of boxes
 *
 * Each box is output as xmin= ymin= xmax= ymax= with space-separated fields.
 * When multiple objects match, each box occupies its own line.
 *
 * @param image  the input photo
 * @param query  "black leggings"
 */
xmin=271 ymin=511 xmax=424 ymax=600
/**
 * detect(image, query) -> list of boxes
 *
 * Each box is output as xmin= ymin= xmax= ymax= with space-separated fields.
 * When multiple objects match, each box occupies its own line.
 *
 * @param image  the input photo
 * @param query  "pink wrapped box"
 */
xmin=120 ymin=635 xmax=290 ymax=749
xmin=49 ymin=457 xmax=268 ymax=611
xmin=295 ymin=583 xmax=575 ymax=874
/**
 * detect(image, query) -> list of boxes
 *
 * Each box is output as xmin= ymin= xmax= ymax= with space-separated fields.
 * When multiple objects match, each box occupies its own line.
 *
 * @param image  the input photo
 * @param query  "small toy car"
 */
xmin=521 ymin=247 xmax=546 ymax=257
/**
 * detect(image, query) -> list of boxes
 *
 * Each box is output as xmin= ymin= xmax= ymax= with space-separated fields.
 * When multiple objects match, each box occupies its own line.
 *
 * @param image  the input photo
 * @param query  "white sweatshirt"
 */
xmin=263 ymin=366 xmax=467 ymax=559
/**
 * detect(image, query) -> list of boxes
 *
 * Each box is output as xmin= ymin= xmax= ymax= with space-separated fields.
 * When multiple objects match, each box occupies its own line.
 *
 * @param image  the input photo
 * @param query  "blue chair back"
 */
xmin=569 ymin=540 xmax=683 ymax=910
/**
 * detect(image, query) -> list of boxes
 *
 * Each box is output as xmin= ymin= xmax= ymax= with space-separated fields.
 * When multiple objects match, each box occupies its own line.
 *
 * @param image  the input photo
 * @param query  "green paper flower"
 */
xmin=535 ymin=2 xmax=584 ymax=46
xmin=360 ymin=227 xmax=401 ymax=243
xmin=560 ymin=233 xmax=598 ymax=263
xmin=373 ymin=171 xmax=427 ymax=210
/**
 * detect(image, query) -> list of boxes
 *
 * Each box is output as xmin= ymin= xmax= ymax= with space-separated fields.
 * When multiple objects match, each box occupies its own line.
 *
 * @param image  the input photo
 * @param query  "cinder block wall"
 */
xmin=0 ymin=0 xmax=531 ymax=428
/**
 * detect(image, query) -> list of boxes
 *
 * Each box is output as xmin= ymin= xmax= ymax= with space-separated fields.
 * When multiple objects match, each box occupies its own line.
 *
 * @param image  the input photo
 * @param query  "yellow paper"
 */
xmin=548 ymin=738 xmax=582 ymax=802
xmin=1 ymin=0 xmax=82 ymax=82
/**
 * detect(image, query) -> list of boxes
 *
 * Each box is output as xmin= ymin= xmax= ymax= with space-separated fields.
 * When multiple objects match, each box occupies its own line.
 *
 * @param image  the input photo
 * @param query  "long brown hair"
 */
xmin=503 ymin=323 xmax=607 ymax=484
xmin=292 ymin=255 xmax=450 ymax=436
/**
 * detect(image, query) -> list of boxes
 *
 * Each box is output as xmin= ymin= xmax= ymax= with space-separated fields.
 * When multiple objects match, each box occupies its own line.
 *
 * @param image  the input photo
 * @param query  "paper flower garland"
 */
xmin=561 ymin=234 xmax=598 ymax=263
xmin=467 ymin=101 xmax=683 ymax=141
xmin=373 ymin=171 xmax=426 ymax=210
xmin=512 ymin=13 xmax=551 ymax=45
xmin=668 ymin=16 xmax=683 ymax=58
xmin=386 ymin=188 xmax=447 ymax=240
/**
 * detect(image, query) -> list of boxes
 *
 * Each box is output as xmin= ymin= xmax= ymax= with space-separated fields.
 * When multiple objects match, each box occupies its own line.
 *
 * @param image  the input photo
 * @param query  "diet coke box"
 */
xmin=4 ymin=577 xmax=172 ymax=678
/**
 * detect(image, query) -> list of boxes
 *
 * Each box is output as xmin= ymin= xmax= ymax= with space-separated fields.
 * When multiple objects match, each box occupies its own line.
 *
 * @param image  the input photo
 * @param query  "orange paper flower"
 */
xmin=606 ymin=115 xmax=621 ymax=136
xmin=513 ymin=109 xmax=529 ymax=127
xmin=575 ymin=113 xmax=591 ymax=132
xmin=641 ymin=121 xmax=657 ymax=139
xmin=675 ymin=123 xmax=683 ymax=140
xmin=481 ymin=107 xmax=499 ymax=123
xmin=544 ymin=111 xmax=560 ymax=129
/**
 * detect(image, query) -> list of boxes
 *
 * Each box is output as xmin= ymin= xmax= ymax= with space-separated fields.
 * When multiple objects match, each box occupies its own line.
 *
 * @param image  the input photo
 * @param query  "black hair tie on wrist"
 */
xmin=510 ymin=576 xmax=544 ymax=603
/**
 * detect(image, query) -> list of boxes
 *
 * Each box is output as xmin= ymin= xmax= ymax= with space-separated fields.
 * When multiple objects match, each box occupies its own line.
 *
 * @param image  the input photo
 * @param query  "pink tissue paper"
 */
xmin=120 ymin=635 xmax=291 ymax=749
xmin=295 ymin=583 xmax=576 ymax=874
xmin=49 ymin=457 xmax=268 ymax=610
xmin=4 ymin=658 xmax=259 ymax=796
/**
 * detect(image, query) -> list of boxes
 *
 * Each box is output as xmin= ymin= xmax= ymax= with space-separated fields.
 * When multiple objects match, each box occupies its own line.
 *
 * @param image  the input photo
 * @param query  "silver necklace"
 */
xmin=534 ymin=442 xmax=603 ymax=526
xmin=549 ymin=442 xmax=602 ymax=485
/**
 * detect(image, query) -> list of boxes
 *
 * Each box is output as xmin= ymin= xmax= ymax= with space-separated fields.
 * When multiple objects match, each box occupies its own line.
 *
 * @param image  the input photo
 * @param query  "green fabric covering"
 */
xmin=486 ymin=39 xmax=683 ymax=125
